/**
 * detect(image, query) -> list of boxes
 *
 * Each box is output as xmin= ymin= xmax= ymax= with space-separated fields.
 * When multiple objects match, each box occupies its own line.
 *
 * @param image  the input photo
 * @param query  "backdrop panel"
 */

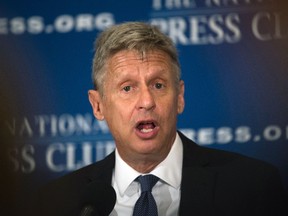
xmin=1 ymin=0 xmax=287 ymax=210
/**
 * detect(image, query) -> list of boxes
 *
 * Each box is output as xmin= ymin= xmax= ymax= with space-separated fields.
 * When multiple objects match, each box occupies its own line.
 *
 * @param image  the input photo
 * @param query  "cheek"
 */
xmin=104 ymin=102 xmax=132 ymax=125
xmin=160 ymin=98 xmax=178 ymax=117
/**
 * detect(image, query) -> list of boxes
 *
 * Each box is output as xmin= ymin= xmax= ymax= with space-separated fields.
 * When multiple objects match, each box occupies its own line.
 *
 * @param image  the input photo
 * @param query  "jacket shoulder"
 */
xmin=30 ymin=152 xmax=115 ymax=216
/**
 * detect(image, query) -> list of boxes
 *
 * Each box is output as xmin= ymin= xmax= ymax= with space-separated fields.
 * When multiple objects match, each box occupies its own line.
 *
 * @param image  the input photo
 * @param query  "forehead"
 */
xmin=105 ymin=50 xmax=172 ymax=77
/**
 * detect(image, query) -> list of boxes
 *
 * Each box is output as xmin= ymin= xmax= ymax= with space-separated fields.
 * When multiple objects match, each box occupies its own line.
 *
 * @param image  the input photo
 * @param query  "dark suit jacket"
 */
xmin=30 ymin=132 xmax=288 ymax=216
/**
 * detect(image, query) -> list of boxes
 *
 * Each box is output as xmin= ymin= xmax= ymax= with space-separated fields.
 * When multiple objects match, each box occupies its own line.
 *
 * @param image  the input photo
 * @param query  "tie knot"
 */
xmin=138 ymin=174 xmax=159 ymax=193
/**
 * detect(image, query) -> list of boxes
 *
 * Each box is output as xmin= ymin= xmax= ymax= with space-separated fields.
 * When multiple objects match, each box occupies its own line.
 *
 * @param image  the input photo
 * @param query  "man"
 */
xmin=32 ymin=22 xmax=287 ymax=216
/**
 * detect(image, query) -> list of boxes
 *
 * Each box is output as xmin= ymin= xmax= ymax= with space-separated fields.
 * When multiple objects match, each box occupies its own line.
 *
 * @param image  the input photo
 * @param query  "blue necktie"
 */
xmin=133 ymin=174 xmax=159 ymax=216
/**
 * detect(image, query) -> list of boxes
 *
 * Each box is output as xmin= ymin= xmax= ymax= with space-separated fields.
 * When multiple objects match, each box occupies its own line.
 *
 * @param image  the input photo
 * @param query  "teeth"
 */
xmin=141 ymin=128 xmax=153 ymax=133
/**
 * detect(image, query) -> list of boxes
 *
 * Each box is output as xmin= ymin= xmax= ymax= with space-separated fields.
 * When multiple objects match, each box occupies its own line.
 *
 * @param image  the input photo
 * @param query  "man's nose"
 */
xmin=136 ymin=87 xmax=156 ymax=111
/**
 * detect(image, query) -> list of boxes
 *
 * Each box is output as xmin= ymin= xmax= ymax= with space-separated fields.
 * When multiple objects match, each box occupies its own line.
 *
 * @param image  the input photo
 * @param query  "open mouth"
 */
xmin=136 ymin=121 xmax=157 ymax=133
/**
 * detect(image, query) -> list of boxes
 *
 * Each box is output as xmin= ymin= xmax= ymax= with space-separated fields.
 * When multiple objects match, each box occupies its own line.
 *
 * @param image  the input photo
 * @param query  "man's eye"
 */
xmin=155 ymin=83 xmax=163 ymax=89
xmin=123 ymin=86 xmax=131 ymax=92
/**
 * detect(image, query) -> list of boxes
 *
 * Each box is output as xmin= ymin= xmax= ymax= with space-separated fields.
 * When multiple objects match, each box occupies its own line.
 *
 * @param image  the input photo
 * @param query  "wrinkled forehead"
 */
xmin=105 ymin=49 xmax=173 ymax=74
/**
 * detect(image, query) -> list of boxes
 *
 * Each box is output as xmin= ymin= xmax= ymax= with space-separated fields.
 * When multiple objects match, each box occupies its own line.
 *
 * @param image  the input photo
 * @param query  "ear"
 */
xmin=88 ymin=90 xmax=105 ymax=120
xmin=177 ymin=80 xmax=185 ymax=114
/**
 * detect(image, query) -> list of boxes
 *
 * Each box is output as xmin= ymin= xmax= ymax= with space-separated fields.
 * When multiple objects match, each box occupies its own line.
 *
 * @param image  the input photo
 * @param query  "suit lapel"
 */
xmin=86 ymin=152 xmax=115 ymax=184
xmin=178 ymin=132 xmax=217 ymax=216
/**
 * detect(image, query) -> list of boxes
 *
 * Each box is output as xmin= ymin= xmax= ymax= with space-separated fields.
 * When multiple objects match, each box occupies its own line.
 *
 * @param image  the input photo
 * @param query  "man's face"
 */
xmin=89 ymin=50 xmax=184 ymax=166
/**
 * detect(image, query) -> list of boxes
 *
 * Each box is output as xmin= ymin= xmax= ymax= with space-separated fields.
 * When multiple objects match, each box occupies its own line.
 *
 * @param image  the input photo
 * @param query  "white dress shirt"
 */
xmin=110 ymin=133 xmax=183 ymax=216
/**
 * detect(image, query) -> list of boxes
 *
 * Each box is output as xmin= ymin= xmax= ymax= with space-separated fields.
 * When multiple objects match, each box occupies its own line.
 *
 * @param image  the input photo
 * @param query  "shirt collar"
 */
xmin=114 ymin=132 xmax=183 ymax=196
xmin=114 ymin=149 xmax=141 ymax=196
xmin=150 ymin=133 xmax=183 ymax=189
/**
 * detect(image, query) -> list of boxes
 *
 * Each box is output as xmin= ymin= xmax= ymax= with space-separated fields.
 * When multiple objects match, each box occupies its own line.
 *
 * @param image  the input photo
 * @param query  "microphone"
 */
xmin=79 ymin=205 xmax=95 ymax=216
xmin=79 ymin=181 xmax=116 ymax=216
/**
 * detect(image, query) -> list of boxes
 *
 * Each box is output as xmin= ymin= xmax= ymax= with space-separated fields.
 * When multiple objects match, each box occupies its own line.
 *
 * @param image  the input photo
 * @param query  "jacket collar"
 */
xmin=86 ymin=152 xmax=115 ymax=184
xmin=178 ymin=131 xmax=217 ymax=215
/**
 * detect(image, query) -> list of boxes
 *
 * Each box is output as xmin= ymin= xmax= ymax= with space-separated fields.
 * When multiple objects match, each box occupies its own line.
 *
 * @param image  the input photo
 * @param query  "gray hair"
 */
xmin=92 ymin=21 xmax=181 ymax=96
